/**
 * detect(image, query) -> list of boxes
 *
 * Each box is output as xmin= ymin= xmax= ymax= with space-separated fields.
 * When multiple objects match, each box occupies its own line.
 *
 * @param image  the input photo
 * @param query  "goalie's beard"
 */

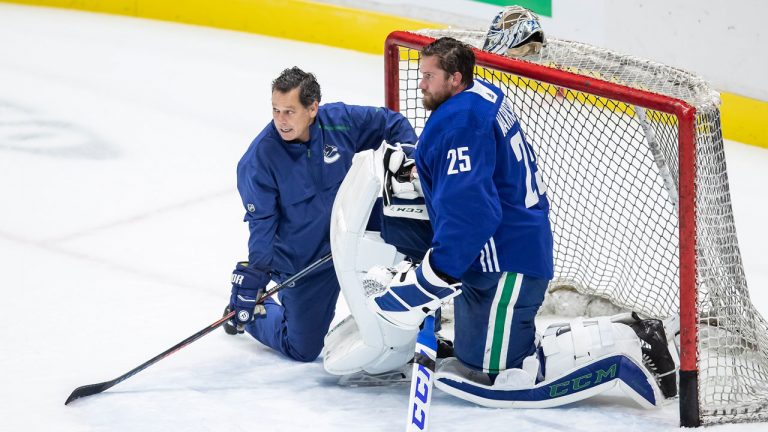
xmin=421 ymin=88 xmax=452 ymax=112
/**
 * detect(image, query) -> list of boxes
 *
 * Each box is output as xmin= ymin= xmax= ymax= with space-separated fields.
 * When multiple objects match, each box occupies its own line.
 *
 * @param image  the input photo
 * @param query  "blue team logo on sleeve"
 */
xmin=324 ymin=143 xmax=340 ymax=164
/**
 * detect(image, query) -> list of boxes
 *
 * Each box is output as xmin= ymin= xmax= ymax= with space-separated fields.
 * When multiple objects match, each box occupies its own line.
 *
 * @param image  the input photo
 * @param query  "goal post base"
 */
xmin=680 ymin=370 xmax=701 ymax=427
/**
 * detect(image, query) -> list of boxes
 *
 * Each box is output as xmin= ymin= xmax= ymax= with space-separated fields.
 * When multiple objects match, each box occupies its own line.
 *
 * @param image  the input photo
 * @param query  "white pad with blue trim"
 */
xmin=323 ymin=150 xmax=418 ymax=376
xmin=435 ymin=315 xmax=664 ymax=409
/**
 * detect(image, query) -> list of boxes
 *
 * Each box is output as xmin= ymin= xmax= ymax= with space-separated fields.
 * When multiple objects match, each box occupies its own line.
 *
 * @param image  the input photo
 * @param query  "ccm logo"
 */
xmin=393 ymin=207 xmax=424 ymax=213
xmin=410 ymin=363 xmax=432 ymax=430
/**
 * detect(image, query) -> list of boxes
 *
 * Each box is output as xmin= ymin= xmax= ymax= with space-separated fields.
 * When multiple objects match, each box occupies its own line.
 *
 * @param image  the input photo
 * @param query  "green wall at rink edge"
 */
xmin=471 ymin=0 xmax=552 ymax=17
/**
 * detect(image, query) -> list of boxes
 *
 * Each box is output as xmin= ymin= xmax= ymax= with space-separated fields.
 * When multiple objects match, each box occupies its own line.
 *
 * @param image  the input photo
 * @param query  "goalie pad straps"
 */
xmin=597 ymin=316 xmax=615 ymax=347
xmin=541 ymin=317 xmax=644 ymax=370
xmin=570 ymin=317 xmax=589 ymax=359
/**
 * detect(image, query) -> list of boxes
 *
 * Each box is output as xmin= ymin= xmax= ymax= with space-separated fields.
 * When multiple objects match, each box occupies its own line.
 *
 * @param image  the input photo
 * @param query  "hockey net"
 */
xmin=384 ymin=30 xmax=768 ymax=427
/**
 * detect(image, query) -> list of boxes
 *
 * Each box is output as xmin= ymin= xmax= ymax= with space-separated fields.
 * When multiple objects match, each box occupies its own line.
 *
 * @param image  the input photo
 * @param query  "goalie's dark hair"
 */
xmin=422 ymin=37 xmax=475 ymax=87
xmin=272 ymin=67 xmax=322 ymax=108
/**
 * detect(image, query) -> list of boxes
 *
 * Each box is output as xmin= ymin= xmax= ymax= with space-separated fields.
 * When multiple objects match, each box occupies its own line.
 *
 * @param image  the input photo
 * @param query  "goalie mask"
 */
xmin=483 ymin=6 xmax=546 ymax=57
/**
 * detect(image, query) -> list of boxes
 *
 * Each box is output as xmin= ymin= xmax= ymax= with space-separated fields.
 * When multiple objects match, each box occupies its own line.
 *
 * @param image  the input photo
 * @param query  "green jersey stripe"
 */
xmin=483 ymin=272 xmax=522 ymax=373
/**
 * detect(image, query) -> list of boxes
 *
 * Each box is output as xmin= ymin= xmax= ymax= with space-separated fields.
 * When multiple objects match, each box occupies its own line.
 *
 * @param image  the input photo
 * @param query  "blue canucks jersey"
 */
xmin=414 ymin=80 xmax=553 ymax=280
xmin=237 ymin=102 xmax=417 ymax=275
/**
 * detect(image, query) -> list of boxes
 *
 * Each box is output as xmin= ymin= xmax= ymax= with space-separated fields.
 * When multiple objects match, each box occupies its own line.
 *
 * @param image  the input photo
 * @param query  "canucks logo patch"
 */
xmin=323 ymin=143 xmax=340 ymax=164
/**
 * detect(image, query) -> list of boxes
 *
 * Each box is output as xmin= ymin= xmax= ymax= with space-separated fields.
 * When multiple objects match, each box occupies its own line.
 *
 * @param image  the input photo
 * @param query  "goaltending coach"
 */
xmin=224 ymin=67 xmax=417 ymax=362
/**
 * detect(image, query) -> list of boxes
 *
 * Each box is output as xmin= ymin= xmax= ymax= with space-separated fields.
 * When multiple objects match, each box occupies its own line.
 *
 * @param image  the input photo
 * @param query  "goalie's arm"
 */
xmin=426 ymin=125 xmax=502 ymax=279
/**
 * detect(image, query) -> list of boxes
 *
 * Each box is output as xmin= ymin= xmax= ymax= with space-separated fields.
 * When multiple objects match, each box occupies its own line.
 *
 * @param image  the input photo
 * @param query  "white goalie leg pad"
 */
xmin=539 ymin=316 xmax=663 ymax=408
xmin=541 ymin=316 xmax=641 ymax=374
xmin=435 ymin=315 xmax=664 ymax=409
xmin=323 ymin=150 xmax=418 ymax=376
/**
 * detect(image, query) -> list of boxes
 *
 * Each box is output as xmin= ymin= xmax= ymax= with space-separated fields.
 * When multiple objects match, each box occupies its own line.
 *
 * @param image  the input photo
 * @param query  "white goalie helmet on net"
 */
xmin=483 ymin=6 xmax=546 ymax=57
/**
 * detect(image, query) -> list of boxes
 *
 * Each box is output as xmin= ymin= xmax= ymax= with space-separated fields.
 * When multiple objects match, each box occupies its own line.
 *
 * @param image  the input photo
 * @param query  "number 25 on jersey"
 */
xmin=447 ymin=147 xmax=471 ymax=175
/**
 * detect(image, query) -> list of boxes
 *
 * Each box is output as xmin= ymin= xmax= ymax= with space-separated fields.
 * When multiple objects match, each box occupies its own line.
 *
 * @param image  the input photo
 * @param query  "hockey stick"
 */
xmin=64 ymin=252 xmax=332 ymax=405
xmin=406 ymin=314 xmax=438 ymax=432
xmin=635 ymin=106 xmax=679 ymax=211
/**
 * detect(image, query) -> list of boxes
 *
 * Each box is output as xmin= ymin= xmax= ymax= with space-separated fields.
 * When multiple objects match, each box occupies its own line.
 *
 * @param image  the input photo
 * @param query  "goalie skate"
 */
xmin=629 ymin=316 xmax=678 ymax=399
xmin=337 ymin=364 xmax=412 ymax=387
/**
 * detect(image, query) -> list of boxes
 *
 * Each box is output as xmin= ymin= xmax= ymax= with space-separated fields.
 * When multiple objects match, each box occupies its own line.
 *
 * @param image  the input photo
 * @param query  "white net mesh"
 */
xmin=388 ymin=30 xmax=768 ymax=425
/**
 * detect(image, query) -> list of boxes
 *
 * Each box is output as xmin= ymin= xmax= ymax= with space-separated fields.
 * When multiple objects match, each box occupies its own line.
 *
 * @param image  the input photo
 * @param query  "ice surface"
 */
xmin=1 ymin=4 xmax=767 ymax=431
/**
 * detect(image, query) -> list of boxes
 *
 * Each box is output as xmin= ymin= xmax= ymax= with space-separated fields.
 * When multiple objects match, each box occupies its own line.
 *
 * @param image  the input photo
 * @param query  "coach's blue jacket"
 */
xmin=237 ymin=102 xmax=417 ymax=275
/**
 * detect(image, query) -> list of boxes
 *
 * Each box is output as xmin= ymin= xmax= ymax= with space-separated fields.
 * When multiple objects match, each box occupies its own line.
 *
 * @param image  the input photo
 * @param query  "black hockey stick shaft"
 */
xmin=64 ymin=252 xmax=332 ymax=405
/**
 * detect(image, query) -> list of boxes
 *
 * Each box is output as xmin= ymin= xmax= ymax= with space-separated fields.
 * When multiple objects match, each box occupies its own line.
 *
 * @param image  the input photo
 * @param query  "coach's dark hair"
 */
xmin=422 ymin=37 xmax=475 ymax=87
xmin=271 ymin=67 xmax=322 ymax=108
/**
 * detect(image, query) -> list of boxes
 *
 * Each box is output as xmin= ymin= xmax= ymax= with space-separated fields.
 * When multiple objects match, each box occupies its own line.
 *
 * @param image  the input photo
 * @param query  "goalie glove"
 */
xmin=383 ymin=143 xmax=429 ymax=221
xmin=367 ymin=249 xmax=461 ymax=330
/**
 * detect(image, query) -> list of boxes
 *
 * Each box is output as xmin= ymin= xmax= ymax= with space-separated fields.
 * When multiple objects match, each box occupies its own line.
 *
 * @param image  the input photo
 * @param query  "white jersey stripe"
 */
xmin=483 ymin=242 xmax=493 ymax=272
xmin=489 ymin=237 xmax=500 ymax=272
xmin=483 ymin=273 xmax=509 ymax=371
xmin=479 ymin=248 xmax=488 ymax=272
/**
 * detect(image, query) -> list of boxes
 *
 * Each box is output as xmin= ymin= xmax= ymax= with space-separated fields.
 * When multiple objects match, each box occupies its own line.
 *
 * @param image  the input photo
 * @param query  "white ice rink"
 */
xmin=1 ymin=4 xmax=767 ymax=431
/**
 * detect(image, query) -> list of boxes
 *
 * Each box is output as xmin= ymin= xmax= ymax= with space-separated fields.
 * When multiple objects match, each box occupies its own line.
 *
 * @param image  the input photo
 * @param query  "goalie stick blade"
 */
xmin=65 ymin=381 xmax=115 ymax=405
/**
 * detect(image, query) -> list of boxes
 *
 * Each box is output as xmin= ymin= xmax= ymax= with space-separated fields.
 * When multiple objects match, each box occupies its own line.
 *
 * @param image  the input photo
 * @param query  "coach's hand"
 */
xmin=228 ymin=262 xmax=270 ymax=331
